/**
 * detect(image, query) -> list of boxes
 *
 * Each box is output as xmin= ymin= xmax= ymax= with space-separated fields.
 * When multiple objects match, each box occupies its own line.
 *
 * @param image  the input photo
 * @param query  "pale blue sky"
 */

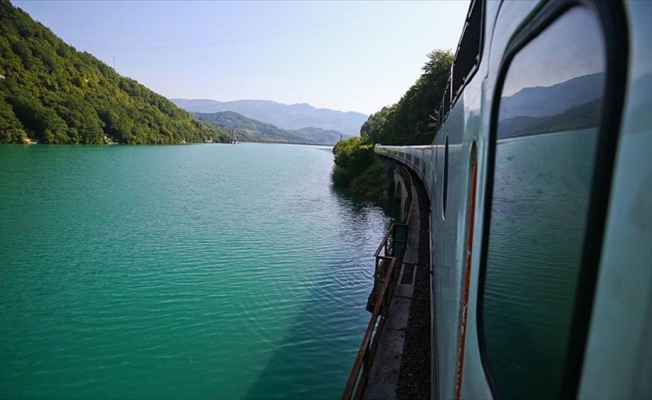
xmin=502 ymin=6 xmax=605 ymax=97
xmin=13 ymin=1 xmax=470 ymax=115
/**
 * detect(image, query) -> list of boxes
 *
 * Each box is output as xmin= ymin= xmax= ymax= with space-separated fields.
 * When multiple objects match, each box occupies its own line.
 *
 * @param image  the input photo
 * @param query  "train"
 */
xmin=375 ymin=0 xmax=652 ymax=398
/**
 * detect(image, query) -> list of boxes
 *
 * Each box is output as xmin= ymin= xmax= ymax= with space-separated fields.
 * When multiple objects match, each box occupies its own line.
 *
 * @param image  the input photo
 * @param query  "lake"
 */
xmin=0 ymin=143 xmax=394 ymax=399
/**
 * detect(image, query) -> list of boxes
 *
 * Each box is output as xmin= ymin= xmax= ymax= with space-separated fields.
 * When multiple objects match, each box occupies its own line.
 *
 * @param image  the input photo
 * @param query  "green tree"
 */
xmin=331 ymin=134 xmax=387 ymax=199
xmin=0 ymin=96 xmax=26 ymax=142
xmin=363 ymin=49 xmax=453 ymax=145
xmin=333 ymin=135 xmax=375 ymax=174
xmin=333 ymin=49 xmax=453 ymax=199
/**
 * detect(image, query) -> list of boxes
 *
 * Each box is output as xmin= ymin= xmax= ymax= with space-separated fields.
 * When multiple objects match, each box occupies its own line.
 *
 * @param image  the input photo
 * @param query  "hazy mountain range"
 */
xmin=171 ymin=99 xmax=367 ymax=137
xmin=498 ymin=73 xmax=604 ymax=138
xmin=195 ymin=111 xmax=348 ymax=145
xmin=500 ymin=73 xmax=604 ymax=120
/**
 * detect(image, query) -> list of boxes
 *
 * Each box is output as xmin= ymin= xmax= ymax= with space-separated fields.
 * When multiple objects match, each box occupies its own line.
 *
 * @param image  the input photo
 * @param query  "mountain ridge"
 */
xmin=171 ymin=98 xmax=367 ymax=136
xmin=194 ymin=110 xmax=349 ymax=145
xmin=500 ymin=72 xmax=604 ymax=120
xmin=497 ymin=72 xmax=605 ymax=138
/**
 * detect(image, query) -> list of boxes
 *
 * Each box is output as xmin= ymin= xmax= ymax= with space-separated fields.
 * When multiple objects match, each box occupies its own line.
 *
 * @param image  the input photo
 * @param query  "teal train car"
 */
xmin=376 ymin=0 xmax=652 ymax=398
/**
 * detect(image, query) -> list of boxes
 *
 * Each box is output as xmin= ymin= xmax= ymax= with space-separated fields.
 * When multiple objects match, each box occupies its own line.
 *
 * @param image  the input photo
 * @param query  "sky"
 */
xmin=13 ymin=0 xmax=470 ymax=115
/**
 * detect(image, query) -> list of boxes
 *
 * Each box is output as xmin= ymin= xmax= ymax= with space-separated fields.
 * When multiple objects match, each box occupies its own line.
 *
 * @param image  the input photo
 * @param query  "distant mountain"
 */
xmin=500 ymin=73 xmax=604 ymax=120
xmin=292 ymin=127 xmax=346 ymax=146
xmin=497 ymin=73 xmax=604 ymax=138
xmin=194 ymin=111 xmax=349 ymax=145
xmin=0 ymin=0 xmax=221 ymax=144
xmin=499 ymin=99 xmax=601 ymax=138
xmin=171 ymin=99 xmax=367 ymax=136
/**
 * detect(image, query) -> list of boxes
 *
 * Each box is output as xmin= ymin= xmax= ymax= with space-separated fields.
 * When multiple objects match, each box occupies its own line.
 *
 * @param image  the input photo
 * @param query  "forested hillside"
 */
xmin=361 ymin=50 xmax=453 ymax=145
xmin=292 ymin=127 xmax=346 ymax=145
xmin=195 ymin=111 xmax=347 ymax=145
xmin=0 ymin=0 xmax=224 ymax=144
xmin=172 ymin=98 xmax=367 ymax=136
xmin=331 ymin=50 xmax=453 ymax=198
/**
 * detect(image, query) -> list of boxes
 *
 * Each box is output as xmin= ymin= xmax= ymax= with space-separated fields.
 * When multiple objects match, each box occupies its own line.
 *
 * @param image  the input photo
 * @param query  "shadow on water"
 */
xmin=329 ymin=184 xmax=402 ymax=220
xmin=242 ymin=187 xmax=399 ymax=399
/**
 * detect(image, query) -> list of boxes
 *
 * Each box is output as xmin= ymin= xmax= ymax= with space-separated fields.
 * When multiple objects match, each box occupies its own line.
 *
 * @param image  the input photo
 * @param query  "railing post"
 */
xmin=375 ymin=257 xmax=379 ymax=277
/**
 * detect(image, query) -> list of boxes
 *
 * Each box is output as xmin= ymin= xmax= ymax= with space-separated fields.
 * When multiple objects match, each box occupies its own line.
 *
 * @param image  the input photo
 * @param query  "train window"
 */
xmin=480 ymin=6 xmax=606 ymax=400
xmin=453 ymin=0 xmax=483 ymax=99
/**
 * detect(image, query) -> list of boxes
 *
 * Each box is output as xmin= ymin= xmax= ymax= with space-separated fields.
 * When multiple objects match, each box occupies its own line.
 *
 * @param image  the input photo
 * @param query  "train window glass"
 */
xmin=443 ymin=136 xmax=449 ymax=218
xmin=481 ymin=6 xmax=606 ymax=400
xmin=444 ymin=84 xmax=451 ymax=116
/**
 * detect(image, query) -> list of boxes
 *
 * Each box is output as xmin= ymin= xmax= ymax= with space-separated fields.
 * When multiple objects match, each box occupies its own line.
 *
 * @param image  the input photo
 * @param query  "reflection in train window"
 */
xmin=481 ymin=7 xmax=606 ymax=399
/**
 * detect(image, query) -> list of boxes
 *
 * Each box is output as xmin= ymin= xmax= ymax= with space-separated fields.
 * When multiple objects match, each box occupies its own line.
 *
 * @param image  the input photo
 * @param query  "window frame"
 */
xmin=452 ymin=0 xmax=484 ymax=103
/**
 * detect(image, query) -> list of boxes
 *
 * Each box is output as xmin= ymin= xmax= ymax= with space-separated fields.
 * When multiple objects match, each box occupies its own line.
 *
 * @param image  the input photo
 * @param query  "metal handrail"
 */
xmin=343 ymin=256 xmax=397 ymax=400
xmin=373 ymin=223 xmax=400 ymax=275
xmin=342 ymin=164 xmax=415 ymax=400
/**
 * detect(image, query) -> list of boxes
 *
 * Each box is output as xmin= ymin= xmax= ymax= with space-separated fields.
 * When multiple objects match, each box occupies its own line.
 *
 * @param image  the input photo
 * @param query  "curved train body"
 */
xmin=375 ymin=0 xmax=652 ymax=398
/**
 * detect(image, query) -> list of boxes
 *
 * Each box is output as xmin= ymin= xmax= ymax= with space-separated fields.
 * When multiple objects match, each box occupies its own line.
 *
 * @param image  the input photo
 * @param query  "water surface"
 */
xmin=0 ymin=143 xmax=393 ymax=399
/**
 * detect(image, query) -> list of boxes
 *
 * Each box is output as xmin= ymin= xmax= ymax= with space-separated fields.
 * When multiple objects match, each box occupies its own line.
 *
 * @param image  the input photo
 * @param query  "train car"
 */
xmin=376 ymin=0 xmax=652 ymax=398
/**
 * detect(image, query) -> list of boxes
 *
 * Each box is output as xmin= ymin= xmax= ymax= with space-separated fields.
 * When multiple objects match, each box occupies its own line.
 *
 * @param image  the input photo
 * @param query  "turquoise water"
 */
xmin=0 ymin=143 xmax=393 ymax=399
